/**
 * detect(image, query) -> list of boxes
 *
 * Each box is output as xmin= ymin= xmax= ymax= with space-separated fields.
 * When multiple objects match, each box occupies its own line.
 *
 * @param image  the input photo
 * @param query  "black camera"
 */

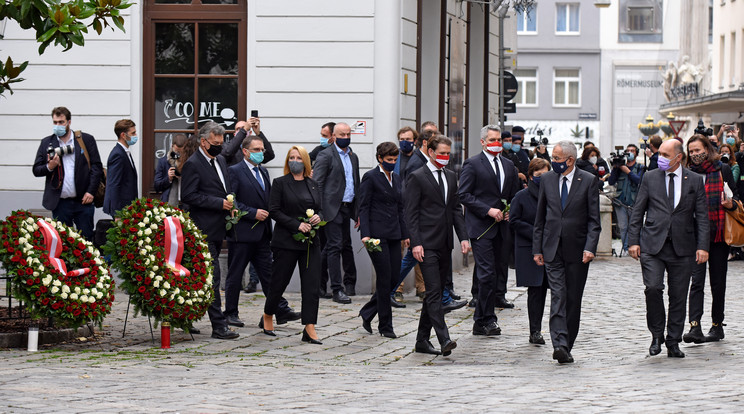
xmin=47 ymin=144 xmax=74 ymax=158
xmin=169 ymin=151 xmax=180 ymax=160
xmin=168 ymin=151 xmax=181 ymax=177
xmin=530 ymin=130 xmax=549 ymax=147
xmin=610 ymin=148 xmax=628 ymax=167
xmin=694 ymin=120 xmax=713 ymax=137
xmin=721 ymin=153 xmax=731 ymax=164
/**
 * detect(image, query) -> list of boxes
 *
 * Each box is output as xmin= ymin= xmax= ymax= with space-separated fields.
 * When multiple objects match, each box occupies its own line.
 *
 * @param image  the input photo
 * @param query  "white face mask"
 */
xmin=589 ymin=156 xmax=597 ymax=165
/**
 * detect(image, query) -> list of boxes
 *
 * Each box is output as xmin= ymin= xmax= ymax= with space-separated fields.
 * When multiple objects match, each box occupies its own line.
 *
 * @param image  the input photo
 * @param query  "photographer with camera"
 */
xmin=608 ymin=144 xmax=645 ymax=255
xmin=154 ymin=133 xmax=188 ymax=207
xmin=32 ymin=107 xmax=103 ymax=241
xmin=222 ymin=114 xmax=275 ymax=166
xmin=529 ymin=129 xmax=550 ymax=162
xmin=644 ymin=135 xmax=662 ymax=171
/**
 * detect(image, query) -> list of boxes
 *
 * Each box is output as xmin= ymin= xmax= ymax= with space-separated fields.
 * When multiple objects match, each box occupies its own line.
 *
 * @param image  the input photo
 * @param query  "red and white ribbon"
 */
xmin=164 ymin=216 xmax=191 ymax=277
xmin=37 ymin=219 xmax=89 ymax=277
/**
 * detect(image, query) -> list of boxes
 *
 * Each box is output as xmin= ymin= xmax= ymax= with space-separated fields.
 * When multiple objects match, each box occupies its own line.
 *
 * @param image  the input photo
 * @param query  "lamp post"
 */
xmin=638 ymin=115 xmax=659 ymax=167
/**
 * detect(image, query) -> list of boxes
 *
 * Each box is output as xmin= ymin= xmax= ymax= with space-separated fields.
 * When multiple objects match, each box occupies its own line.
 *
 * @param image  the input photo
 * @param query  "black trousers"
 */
xmin=322 ymin=204 xmax=357 ymax=292
xmin=207 ymin=241 xmax=228 ymax=330
xmin=471 ymin=236 xmax=505 ymax=326
xmin=689 ymin=241 xmax=729 ymax=324
xmin=264 ymin=246 xmax=321 ymax=325
xmin=544 ymin=249 xmax=589 ymax=351
xmin=640 ymin=240 xmax=695 ymax=346
xmin=527 ymin=275 xmax=550 ymax=334
xmin=470 ymin=232 xmax=510 ymax=301
xmin=225 ymin=239 xmax=290 ymax=318
xmin=359 ymin=239 xmax=401 ymax=333
xmin=416 ymin=248 xmax=452 ymax=346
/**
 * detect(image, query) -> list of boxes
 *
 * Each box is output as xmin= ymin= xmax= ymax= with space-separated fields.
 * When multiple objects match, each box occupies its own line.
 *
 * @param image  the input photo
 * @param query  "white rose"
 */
xmin=96 ymin=292 xmax=103 ymax=299
xmin=80 ymin=295 xmax=88 ymax=302
xmin=160 ymin=213 xmax=166 ymax=219
xmin=62 ymin=285 xmax=70 ymax=293
xmin=138 ymin=222 xmax=145 ymax=228
xmin=32 ymin=223 xmax=39 ymax=231
xmin=144 ymin=229 xmax=152 ymax=236
xmin=91 ymin=288 xmax=98 ymax=295
xmin=140 ymin=249 xmax=147 ymax=255
xmin=173 ymin=288 xmax=180 ymax=295
xmin=150 ymin=223 xmax=158 ymax=230
xmin=153 ymin=280 xmax=160 ymax=288
xmin=146 ymin=210 xmax=153 ymax=216
xmin=60 ymin=292 xmax=68 ymax=299
xmin=88 ymin=297 xmax=96 ymax=303
xmin=41 ymin=275 xmax=52 ymax=286
xmin=163 ymin=282 xmax=171 ymax=289
xmin=306 ymin=209 xmax=314 ymax=218
xmin=51 ymin=286 xmax=59 ymax=294
xmin=226 ymin=194 xmax=234 ymax=203
xmin=53 ymin=280 xmax=61 ymax=287
xmin=146 ymin=245 xmax=152 ymax=251
xmin=26 ymin=218 xmax=34 ymax=225
xmin=155 ymin=275 xmax=163 ymax=282
xmin=138 ymin=240 xmax=143 ymax=247
xmin=74 ymin=287 xmax=81 ymax=294
xmin=33 ymin=271 xmax=39 ymax=277
xmin=69 ymin=293 xmax=78 ymax=300
xmin=143 ymin=217 xmax=150 ymax=224
xmin=186 ymin=299 xmax=193 ymax=305
xmin=18 ymin=237 xmax=26 ymax=244
xmin=96 ymin=282 xmax=103 ymax=289
xmin=137 ymin=230 xmax=143 ymax=237
xmin=145 ymin=237 xmax=151 ymax=243
xmin=159 ymin=289 xmax=167 ymax=297
xmin=177 ymin=296 xmax=185 ymax=304
xmin=83 ymin=288 xmax=90 ymax=295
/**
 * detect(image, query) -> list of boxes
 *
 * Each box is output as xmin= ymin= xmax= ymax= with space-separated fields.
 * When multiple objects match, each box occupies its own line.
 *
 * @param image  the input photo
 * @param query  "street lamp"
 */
xmin=593 ymin=0 xmax=611 ymax=7
xmin=638 ymin=115 xmax=659 ymax=166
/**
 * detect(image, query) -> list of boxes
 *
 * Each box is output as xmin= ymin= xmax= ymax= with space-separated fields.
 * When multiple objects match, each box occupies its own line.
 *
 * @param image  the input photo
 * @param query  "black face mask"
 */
xmin=206 ymin=143 xmax=222 ymax=157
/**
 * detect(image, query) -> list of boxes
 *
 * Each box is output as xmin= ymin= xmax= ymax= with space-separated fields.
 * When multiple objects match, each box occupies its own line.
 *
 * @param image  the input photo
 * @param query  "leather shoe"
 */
xmin=649 ymin=336 xmax=664 ymax=356
xmin=333 ymin=290 xmax=352 ymax=304
xmin=211 ymin=326 xmax=239 ymax=340
xmin=705 ymin=323 xmax=725 ymax=342
xmin=243 ymin=282 xmax=257 ymax=293
xmin=449 ymin=291 xmax=461 ymax=300
xmin=667 ymin=343 xmax=685 ymax=358
xmin=495 ymin=299 xmax=515 ymax=309
xmin=414 ymin=340 xmax=441 ymax=355
xmin=361 ymin=317 xmax=372 ymax=334
xmin=301 ymin=328 xmax=322 ymax=345
xmin=468 ymin=298 xmax=477 ymax=308
xmin=257 ymin=317 xmax=276 ymax=336
xmin=441 ymin=339 xmax=457 ymax=356
xmin=529 ymin=331 xmax=545 ymax=345
xmin=683 ymin=322 xmax=705 ymax=344
xmin=345 ymin=284 xmax=356 ymax=296
xmin=226 ymin=315 xmax=245 ymax=327
xmin=319 ymin=289 xmax=333 ymax=299
xmin=390 ymin=295 xmax=406 ymax=308
xmin=552 ymin=347 xmax=574 ymax=363
xmin=380 ymin=331 xmax=397 ymax=339
xmin=442 ymin=299 xmax=467 ymax=314
xmin=473 ymin=321 xmax=501 ymax=336
xmin=276 ymin=310 xmax=301 ymax=325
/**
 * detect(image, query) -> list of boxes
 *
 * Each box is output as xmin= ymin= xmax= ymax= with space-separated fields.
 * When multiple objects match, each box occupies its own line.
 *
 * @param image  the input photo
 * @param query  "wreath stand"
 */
xmin=121 ymin=296 xmax=195 ymax=343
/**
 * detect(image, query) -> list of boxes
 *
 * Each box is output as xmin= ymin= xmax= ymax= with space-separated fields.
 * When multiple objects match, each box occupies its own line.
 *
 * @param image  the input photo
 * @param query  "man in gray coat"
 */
xmin=628 ymin=139 xmax=709 ymax=358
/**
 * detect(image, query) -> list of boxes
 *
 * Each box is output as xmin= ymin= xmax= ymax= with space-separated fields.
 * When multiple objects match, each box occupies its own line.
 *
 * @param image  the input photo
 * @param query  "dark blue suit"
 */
xmin=225 ymin=160 xmax=291 ymax=319
xmin=103 ymin=143 xmax=138 ymax=217
xmin=357 ymin=167 xmax=409 ymax=334
xmin=459 ymin=152 xmax=520 ymax=326
xmin=153 ymin=156 xmax=173 ymax=202
xmin=404 ymin=149 xmax=427 ymax=179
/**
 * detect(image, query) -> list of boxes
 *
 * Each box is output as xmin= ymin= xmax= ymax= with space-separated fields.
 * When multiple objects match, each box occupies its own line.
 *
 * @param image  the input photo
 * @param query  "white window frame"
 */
xmin=555 ymin=3 xmax=580 ymax=35
xmin=517 ymin=6 xmax=538 ymax=35
xmin=553 ymin=68 xmax=581 ymax=108
xmin=514 ymin=69 xmax=539 ymax=107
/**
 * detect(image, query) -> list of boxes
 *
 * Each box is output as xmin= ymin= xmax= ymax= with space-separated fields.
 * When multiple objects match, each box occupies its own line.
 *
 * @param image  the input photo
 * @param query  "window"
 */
xmin=517 ymin=6 xmax=537 ymax=34
xmin=514 ymin=69 xmax=537 ymax=106
xmin=731 ymin=31 xmax=737 ymax=86
xmin=556 ymin=3 xmax=579 ymax=34
xmin=553 ymin=69 xmax=580 ymax=107
xmin=627 ymin=7 xmax=654 ymax=33
xmin=618 ymin=0 xmax=662 ymax=43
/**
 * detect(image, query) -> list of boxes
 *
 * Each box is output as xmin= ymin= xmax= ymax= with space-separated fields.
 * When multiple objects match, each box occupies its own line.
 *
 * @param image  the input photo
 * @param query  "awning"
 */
xmin=659 ymin=89 xmax=744 ymax=115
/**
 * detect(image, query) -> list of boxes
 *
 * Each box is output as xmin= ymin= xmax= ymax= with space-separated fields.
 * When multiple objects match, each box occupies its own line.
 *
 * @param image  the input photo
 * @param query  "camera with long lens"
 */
xmin=610 ymin=146 xmax=628 ymax=167
xmin=721 ymin=153 xmax=731 ymax=164
xmin=530 ymin=130 xmax=549 ymax=147
xmin=694 ymin=120 xmax=713 ymax=137
xmin=47 ymin=144 xmax=74 ymax=158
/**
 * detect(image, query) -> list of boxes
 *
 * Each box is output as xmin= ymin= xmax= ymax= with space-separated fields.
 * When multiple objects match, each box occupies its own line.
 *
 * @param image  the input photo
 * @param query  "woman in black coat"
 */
xmin=262 ymin=146 xmax=324 ymax=344
xmin=357 ymin=142 xmax=410 ymax=338
xmin=509 ymin=157 xmax=551 ymax=345
xmin=576 ymin=146 xmax=608 ymax=188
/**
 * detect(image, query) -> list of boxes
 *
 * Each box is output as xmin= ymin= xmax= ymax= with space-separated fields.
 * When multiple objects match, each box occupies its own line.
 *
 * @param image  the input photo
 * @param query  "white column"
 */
xmin=373 ymin=0 xmax=401 ymax=146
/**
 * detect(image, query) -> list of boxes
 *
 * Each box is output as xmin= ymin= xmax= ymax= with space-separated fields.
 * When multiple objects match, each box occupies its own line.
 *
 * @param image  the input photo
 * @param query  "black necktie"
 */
xmin=668 ymin=172 xmax=675 ymax=210
xmin=211 ymin=158 xmax=226 ymax=192
xmin=437 ymin=169 xmax=445 ymax=201
xmin=493 ymin=157 xmax=501 ymax=191
xmin=561 ymin=177 xmax=568 ymax=210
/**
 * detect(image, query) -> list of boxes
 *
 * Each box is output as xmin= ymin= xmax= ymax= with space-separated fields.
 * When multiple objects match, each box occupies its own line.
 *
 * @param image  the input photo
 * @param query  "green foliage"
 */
xmin=0 ymin=0 xmax=133 ymax=96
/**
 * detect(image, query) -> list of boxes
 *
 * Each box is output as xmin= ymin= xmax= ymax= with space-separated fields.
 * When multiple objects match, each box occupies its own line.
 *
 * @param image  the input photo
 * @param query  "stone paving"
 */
xmin=2 ymin=255 xmax=744 ymax=412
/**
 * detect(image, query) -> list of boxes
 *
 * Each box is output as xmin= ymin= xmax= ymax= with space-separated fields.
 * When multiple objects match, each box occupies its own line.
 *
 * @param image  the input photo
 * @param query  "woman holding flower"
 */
xmin=262 ymin=146 xmax=324 ymax=344
xmin=358 ymin=142 xmax=409 ymax=338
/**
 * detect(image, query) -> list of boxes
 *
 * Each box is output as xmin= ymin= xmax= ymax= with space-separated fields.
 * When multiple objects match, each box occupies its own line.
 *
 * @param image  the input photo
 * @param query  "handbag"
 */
xmin=74 ymin=130 xmax=107 ymax=208
xmin=724 ymin=199 xmax=744 ymax=247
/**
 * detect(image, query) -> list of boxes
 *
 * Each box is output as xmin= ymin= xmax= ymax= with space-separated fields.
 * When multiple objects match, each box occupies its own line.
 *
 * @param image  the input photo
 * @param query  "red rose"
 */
xmin=41 ymin=298 xmax=50 ymax=306
xmin=34 ymin=291 xmax=41 ymax=297
xmin=73 ymin=308 xmax=81 ymax=316
xmin=77 ymin=242 xmax=86 ymax=250
xmin=136 ymin=275 xmax=143 ymax=282
xmin=138 ymin=286 xmax=146 ymax=293
xmin=26 ymin=278 xmax=34 ymax=285
xmin=26 ymin=268 xmax=33 ymax=275
xmin=73 ymin=249 xmax=82 ymax=257
xmin=66 ymin=305 xmax=73 ymax=313
xmin=130 ymin=227 xmax=137 ymax=233
xmin=127 ymin=254 xmax=134 ymax=260
xmin=120 ymin=239 xmax=127 ymax=246
xmin=39 ymin=286 xmax=48 ymax=293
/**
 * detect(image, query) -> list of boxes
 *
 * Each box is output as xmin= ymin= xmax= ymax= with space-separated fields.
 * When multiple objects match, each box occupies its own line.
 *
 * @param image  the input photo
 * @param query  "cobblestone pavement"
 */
xmin=2 ymin=255 xmax=744 ymax=412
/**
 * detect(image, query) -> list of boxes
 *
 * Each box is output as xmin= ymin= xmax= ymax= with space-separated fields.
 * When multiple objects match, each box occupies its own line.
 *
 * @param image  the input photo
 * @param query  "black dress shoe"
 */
xmin=390 ymin=295 xmax=406 ymax=308
xmin=449 ymin=292 xmax=461 ymax=300
xmin=243 ymin=282 xmax=257 ymax=293
xmin=361 ymin=317 xmax=372 ymax=334
xmin=552 ymin=347 xmax=574 ymax=363
xmin=683 ymin=322 xmax=706 ymax=344
xmin=468 ymin=298 xmax=477 ymax=308
xmin=258 ymin=317 xmax=276 ymax=336
xmin=211 ymin=326 xmax=239 ymax=340
xmin=495 ymin=299 xmax=515 ymax=309
xmin=226 ymin=315 xmax=245 ymax=327
xmin=441 ymin=339 xmax=457 ymax=356
xmin=667 ymin=343 xmax=685 ymax=358
xmin=473 ymin=321 xmax=501 ymax=336
xmin=414 ymin=340 xmax=441 ymax=355
xmin=705 ymin=323 xmax=725 ymax=342
xmin=333 ymin=290 xmax=352 ymax=304
xmin=319 ymin=289 xmax=333 ymax=299
xmin=529 ymin=331 xmax=545 ymax=345
xmin=380 ymin=331 xmax=397 ymax=339
xmin=301 ymin=328 xmax=322 ymax=345
xmin=649 ymin=336 xmax=664 ymax=356
xmin=345 ymin=285 xmax=356 ymax=296
xmin=276 ymin=310 xmax=301 ymax=325
xmin=442 ymin=299 xmax=467 ymax=314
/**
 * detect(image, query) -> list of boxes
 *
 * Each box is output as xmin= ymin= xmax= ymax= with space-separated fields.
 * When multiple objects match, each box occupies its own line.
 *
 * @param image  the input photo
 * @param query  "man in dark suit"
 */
xmin=221 ymin=117 xmax=275 ymax=166
xmin=103 ymin=119 xmax=139 ymax=217
xmin=224 ymin=135 xmax=300 ymax=327
xmin=32 ymin=106 xmax=103 ymax=240
xmin=313 ymin=122 xmax=360 ymax=302
xmin=406 ymin=134 xmax=470 ymax=356
xmin=628 ymin=139 xmax=709 ymax=358
xmin=181 ymin=121 xmax=239 ymax=340
xmin=459 ymin=125 xmax=521 ymax=336
xmin=533 ymin=140 xmax=601 ymax=364
xmin=508 ymin=126 xmax=531 ymax=182
xmin=309 ymin=121 xmax=336 ymax=163
xmin=153 ymin=133 xmax=187 ymax=206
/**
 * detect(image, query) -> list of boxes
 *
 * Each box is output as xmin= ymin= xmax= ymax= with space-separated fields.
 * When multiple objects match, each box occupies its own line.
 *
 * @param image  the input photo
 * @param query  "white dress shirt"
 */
xmin=58 ymin=134 xmax=77 ymax=199
xmin=483 ymin=150 xmax=505 ymax=192
xmin=200 ymin=147 xmax=227 ymax=192
xmin=427 ymin=160 xmax=448 ymax=201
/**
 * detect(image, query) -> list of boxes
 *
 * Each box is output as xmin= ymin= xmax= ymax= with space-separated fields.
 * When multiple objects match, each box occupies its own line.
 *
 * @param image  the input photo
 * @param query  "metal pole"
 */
xmin=497 ymin=3 xmax=508 ymax=130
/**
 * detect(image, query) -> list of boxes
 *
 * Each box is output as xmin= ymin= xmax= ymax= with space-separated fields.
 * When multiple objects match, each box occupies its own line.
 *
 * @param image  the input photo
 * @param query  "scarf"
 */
xmin=690 ymin=160 xmax=725 ymax=243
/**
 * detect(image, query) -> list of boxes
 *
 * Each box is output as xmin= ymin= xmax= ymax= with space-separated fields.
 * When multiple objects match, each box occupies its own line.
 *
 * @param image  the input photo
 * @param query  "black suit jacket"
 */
xmin=405 ymin=164 xmax=468 ymax=250
xmin=269 ymin=175 xmax=323 ymax=251
xmin=404 ymin=148 xmax=428 ymax=179
xmin=228 ymin=160 xmax=272 ymax=243
xmin=181 ymin=151 xmax=232 ymax=242
xmin=153 ymin=156 xmax=173 ymax=201
xmin=627 ymin=167 xmax=709 ymax=256
xmin=103 ymin=144 xmax=139 ymax=216
xmin=313 ymin=144 xmax=360 ymax=220
xmin=358 ymin=167 xmax=408 ymax=240
xmin=533 ymin=168 xmax=601 ymax=263
xmin=459 ymin=152 xmax=521 ymax=239
xmin=221 ymin=129 xmax=275 ymax=166
xmin=32 ymin=132 xmax=103 ymax=211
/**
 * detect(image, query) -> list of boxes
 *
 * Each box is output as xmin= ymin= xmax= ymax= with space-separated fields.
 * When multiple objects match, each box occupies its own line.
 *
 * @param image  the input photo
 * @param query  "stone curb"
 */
xmin=0 ymin=325 xmax=94 ymax=349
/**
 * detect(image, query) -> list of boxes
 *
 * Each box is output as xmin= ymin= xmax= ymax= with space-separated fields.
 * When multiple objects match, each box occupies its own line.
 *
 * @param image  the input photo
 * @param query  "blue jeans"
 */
xmin=393 ymin=248 xmax=452 ymax=304
xmin=615 ymin=204 xmax=631 ymax=251
xmin=52 ymin=198 xmax=95 ymax=241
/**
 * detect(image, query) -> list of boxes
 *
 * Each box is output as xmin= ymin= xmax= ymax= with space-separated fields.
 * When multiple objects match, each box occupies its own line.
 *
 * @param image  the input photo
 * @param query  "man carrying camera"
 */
xmin=644 ymin=135 xmax=662 ymax=171
xmin=33 ymin=107 xmax=103 ymax=241
xmin=154 ymin=133 xmax=187 ymax=207
xmin=608 ymin=144 xmax=645 ymax=255
xmin=530 ymin=129 xmax=550 ymax=163
xmin=222 ymin=115 xmax=275 ymax=166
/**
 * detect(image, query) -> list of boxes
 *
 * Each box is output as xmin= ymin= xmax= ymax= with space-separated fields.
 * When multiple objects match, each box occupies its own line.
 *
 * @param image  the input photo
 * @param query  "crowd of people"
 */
xmin=32 ymin=106 xmax=741 ymax=362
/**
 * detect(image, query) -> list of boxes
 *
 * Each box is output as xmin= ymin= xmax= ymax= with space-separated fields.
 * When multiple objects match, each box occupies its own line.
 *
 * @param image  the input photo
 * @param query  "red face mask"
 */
xmin=486 ymin=143 xmax=503 ymax=156
xmin=434 ymin=154 xmax=450 ymax=168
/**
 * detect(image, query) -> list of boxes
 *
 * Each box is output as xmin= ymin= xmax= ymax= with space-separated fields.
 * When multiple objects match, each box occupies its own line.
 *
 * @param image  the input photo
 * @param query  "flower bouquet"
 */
xmin=293 ymin=209 xmax=326 ymax=268
xmin=103 ymin=198 xmax=213 ymax=331
xmin=477 ymin=199 xmax=511 ymax=240
xmin=224 ymin=194 xmax=249 ymax=231
xmin=0 ymin=210 xmax=115 ymax=328
xmin=360 ymin=238 xmax=382 ymax=253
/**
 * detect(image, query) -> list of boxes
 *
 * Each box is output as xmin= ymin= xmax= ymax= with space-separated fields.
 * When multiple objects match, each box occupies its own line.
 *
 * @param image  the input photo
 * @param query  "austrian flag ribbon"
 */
xmin=37 ymin=219 xmax=89 ymax=277
xmin=164 ymin=217 xmax=191 ymax=277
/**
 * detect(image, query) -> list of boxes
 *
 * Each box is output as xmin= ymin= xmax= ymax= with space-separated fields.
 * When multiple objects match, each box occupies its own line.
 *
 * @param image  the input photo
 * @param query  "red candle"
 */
xmin=161 ymin=322 xmax=171 ymax=349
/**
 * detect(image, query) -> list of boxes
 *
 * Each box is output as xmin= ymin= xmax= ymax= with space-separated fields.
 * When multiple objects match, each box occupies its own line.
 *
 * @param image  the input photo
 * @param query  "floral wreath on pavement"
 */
xmin=0 ymin=210 xmax=115 ymax=328
xmin=103 ymin=198 xmax=213 ymax=331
